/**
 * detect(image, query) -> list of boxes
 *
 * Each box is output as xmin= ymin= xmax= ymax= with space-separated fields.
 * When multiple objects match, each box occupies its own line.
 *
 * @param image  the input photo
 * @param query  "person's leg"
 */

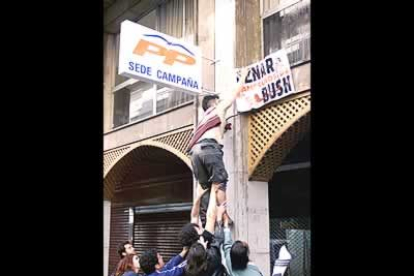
xmin=190 ymin=147 xmax=210 ymax=227
xmin=196 ymin=183 xmax=206 ymax=197
xmin=200 ymin=187 xmax=232 ymax=227
xmin=200 ymin=143 xmax=234 ymax=225
xmin=216 ymin=186 xmax=226 ymax=204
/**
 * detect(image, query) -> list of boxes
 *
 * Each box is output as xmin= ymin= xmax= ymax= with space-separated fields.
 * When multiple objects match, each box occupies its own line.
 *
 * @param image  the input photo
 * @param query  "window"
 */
xmin=113 ymin=80 xmax=194 ymax=128
xmin=156 ymin=86 xmax=194 ymax=113
xmin=113 ymin=88 xmax=130 ymax=128
xmin=128 ymin=82 xmax=154 ymax=122
xmin=111 ymin=0 xmax=197 ymax=129
xmin=157 ymin=0 xmax=196 ymax=42
xmin=263 ymin=0 xmax=310 ymax=65
xmin=138 ymin=8 xmax=157 ymax=29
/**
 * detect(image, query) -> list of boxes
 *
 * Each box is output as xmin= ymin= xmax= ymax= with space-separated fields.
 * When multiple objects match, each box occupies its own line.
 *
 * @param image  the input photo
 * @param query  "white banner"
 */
xmin=236 ymin=49 xmax=296 ymax=112
xmin=119 ymin=20 xmax=202 ymax=94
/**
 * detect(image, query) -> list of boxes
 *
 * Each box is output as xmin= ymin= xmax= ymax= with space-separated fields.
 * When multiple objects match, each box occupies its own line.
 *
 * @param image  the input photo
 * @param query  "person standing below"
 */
xmin=115 ymin=253 xmax=143 ymax=276
xmin=111 ymin=241 xmax=137 ymax=276
xmin=139 ymin=247 xmax=188 ymax=276
xmin=222 ymin=210 xmax=264 ymax=276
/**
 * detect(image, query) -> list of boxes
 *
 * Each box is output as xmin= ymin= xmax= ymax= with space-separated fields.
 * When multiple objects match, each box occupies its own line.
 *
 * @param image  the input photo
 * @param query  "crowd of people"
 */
xmin=110 ymin=185 xmax=292 ymax=276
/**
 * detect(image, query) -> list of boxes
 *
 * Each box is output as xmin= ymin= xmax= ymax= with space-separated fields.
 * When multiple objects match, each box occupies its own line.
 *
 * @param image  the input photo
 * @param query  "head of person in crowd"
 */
xmin=179 ymin=223 xmax=203 ymax=247
xmin=115 ymin=253 xmax=140 ymax=276
xmin=230 ymin=241 xmax=250 ymax=270
xmin=185 ymin=243 xmax=208 ymax=276
xmin=118 ymin=241 xmax=136 ymax=258
xmin=139 ymin=249 xmax=165 ymax=275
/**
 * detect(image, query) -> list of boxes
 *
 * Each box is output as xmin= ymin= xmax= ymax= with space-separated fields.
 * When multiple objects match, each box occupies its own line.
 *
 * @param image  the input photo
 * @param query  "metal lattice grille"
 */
xmin=104 ymin=127 xmax=193 ymax=176
xmin=270 ymin=217 xmax=311 ymax=276
xmin=154 ymin=128 xmax=193 ymax=156
xmin=252 ymin=113 xmax=310 ymax=181
xmin=248 ymin=92 xmax=311 ymax=181
xmin=104 ymin=146 xmax=131 ymax=174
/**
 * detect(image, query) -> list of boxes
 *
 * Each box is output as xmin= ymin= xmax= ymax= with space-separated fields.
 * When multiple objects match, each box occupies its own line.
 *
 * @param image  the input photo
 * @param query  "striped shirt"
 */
xmin=187 ymin=106 xmax=222 ymax=151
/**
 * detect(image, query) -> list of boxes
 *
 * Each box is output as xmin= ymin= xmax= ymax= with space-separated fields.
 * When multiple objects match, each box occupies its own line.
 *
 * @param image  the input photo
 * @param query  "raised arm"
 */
xmin=216 ymin=67 xmax=249 ymax=113
xmin=223 ymin=213 xmax=234 ymax=275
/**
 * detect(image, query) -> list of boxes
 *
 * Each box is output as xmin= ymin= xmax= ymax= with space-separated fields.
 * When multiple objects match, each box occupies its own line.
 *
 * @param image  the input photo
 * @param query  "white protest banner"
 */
xmin=118 ymin=20 xmax=202 ymax=94
xmin=235 ymin=49 xmax=296 ymax=112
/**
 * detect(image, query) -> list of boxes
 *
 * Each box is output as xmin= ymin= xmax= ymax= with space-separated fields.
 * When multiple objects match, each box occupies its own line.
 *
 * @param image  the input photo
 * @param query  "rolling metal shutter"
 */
xmin=133 ymin=209 xmax=190 ymax=262
xmin=108 ymin=205 xmax=130 ymax=276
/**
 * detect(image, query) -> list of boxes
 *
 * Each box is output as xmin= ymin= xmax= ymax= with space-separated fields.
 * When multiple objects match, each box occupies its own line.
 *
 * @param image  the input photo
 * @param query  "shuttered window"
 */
xmin=108 ymin=206 xmax=130 ymax=275
xmin=133 ymin=211 xmax=190 ymax=262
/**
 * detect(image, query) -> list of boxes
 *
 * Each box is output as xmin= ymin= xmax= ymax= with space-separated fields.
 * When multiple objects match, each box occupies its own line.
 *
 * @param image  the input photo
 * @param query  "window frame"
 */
xmin=260 ymin=0 xmax=310 ymax=65
xmin=111 ymin=80 xmax=195 ymax=131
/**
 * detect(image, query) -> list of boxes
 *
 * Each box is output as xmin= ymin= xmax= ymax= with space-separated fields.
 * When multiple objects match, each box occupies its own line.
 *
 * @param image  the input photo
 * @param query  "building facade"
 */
xmin=103 ymin=0 xmax=310 ymax=276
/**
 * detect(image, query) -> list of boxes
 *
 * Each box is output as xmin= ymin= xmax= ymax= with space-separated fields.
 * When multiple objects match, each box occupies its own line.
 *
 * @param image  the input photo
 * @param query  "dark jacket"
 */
xmin=203 ymin=224 xmax=228 ymax=276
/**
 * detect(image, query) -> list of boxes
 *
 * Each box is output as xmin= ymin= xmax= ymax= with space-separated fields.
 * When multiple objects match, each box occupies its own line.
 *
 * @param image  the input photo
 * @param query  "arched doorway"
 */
xmin=104 ymin=144 xmax=193 ymax=275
